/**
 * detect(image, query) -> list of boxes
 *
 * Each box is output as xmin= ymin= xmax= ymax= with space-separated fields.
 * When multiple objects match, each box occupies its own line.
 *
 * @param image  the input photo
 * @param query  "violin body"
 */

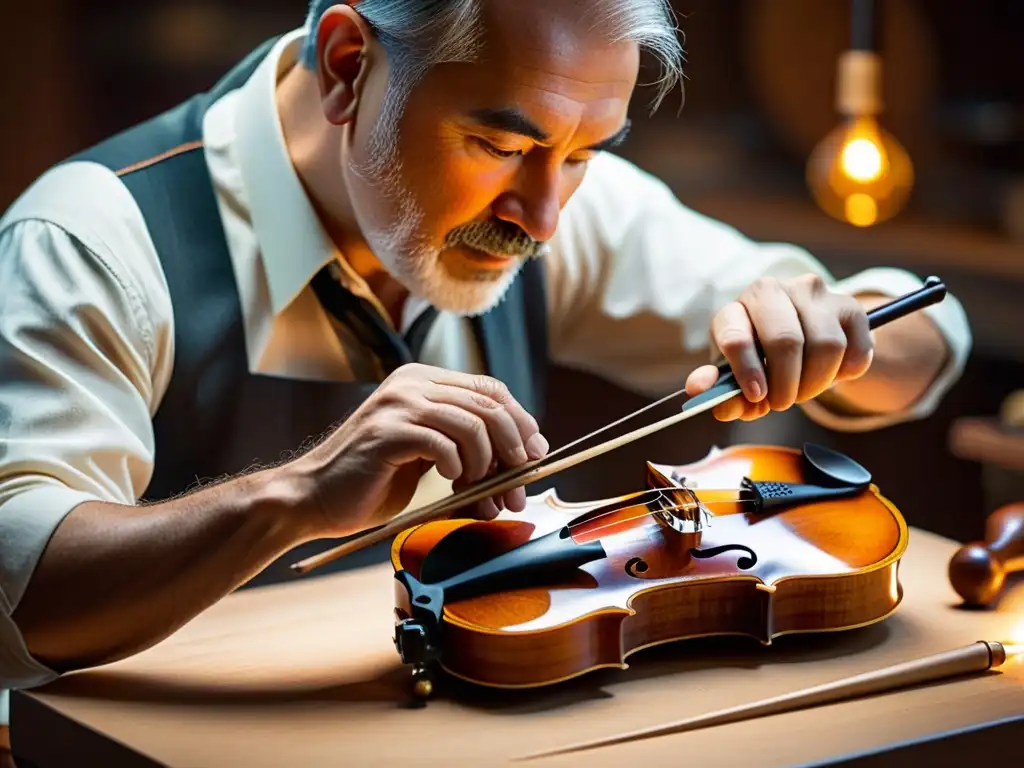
xmin=390 ymin=443 xmax=909 ymax=691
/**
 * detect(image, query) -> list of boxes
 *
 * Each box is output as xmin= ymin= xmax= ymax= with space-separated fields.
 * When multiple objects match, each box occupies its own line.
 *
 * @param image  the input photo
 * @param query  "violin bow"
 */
xmin=290 ymin=276 xmax=948 ymax=575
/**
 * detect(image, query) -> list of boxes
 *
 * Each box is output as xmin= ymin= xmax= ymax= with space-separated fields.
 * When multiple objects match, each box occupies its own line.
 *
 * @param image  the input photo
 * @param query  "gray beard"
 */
xmin=348 ymin=134 xmax=547 ymax=317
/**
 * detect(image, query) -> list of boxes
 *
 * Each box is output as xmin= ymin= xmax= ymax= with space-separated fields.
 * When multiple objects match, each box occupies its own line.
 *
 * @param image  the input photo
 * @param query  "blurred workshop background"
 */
xmin=2 ymin=0 xmax=1022 ymax=544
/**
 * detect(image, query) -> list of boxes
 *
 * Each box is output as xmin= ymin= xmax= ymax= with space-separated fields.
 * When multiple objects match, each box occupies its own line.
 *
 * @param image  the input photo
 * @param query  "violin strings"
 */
xmin=564 ymin=490 xmax=682 ymax=532
xmin=563 ymin=488 xmax=753 ymax=535
xmin=563 ymin=493 xmax=766 ymax=539
xmin=568 ymin=502 xmax=695 ymax=539
xmin=564 ymin=497 xmax=683 ymax=535
xmin=566 ymin=496 xmax=757 ymax=539
xmin=539 ymin=385 xmax=693 ymax=463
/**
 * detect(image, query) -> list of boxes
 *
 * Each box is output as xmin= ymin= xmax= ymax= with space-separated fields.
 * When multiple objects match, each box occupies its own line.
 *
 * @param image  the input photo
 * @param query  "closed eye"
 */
xmin=472 ymin=137 xmax=523 ymax=159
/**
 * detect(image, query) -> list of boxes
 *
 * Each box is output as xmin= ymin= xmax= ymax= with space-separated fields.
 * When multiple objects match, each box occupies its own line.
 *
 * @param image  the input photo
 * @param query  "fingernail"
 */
xmin=749 ymin=379 xmax=763 ymax=401
xmin=526 ymin=433 xmax=549 ymax=460
xmin=514 ymin=445 xmax=529 ymax=464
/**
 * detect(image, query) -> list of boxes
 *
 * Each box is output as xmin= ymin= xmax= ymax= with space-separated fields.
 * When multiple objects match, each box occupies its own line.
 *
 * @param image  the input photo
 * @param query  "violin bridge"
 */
xmin=652 ymin=487 xmax=707 ymax=536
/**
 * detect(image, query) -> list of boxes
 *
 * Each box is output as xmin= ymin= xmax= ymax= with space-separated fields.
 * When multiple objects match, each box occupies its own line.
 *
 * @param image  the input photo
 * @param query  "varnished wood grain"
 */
xmin=391 ymin=445 xmax=910 ymax=688
xmin=13 ymin=527 xmax=1024 ymax=768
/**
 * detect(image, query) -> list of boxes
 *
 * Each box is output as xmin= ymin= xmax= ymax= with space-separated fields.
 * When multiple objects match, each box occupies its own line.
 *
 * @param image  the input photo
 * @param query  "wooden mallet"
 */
xmin=949 ymin=503 xmax=1024 ymax=607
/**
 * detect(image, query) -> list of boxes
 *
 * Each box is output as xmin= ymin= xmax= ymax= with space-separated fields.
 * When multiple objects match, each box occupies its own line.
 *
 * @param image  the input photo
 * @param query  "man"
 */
xmin=0 ymin=0 xmax=968 ymax=699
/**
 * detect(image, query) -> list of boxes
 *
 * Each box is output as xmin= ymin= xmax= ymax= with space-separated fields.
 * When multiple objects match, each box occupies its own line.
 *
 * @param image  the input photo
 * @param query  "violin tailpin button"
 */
xmin=411 ymin=664 xmax=434 ymax=699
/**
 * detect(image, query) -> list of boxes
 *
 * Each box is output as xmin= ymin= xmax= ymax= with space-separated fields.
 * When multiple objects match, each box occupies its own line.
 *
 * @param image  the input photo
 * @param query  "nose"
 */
xmin=491 ymin=159 xmax=564 ymax=243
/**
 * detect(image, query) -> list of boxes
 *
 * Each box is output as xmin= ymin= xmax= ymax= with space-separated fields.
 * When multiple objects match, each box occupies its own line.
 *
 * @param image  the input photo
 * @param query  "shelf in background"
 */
xmin=949 ymin=417 xmax=1024 ymax=473
xmin=686 ymin=193 xmax=1024 ymax=284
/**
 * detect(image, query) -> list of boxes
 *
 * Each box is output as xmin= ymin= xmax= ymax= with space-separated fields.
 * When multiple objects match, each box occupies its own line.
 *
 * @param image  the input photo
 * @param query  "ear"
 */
xmin=313 ymin=5 xmax=376 ymax=125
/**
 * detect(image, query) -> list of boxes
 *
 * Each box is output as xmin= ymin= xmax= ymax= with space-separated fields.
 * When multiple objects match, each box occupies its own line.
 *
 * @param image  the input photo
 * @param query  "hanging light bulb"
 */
xmin=806 ymin=0 xmax=914 ymax=227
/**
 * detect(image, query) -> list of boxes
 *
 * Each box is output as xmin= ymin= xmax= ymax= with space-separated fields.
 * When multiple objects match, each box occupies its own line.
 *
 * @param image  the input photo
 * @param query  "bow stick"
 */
xmin=291 ymin=276 xmax=948 ymax=575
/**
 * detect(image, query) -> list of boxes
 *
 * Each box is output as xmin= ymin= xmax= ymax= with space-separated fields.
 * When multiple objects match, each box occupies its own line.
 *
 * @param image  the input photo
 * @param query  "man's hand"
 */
xmin=685 ymin=274 xmax=874 ymax=421
xmin=289 ymin=363 xmax=549 ymax=537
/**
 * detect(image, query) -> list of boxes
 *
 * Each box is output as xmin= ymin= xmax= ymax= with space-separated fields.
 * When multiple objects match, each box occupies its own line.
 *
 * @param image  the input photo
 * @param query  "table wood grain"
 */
xmin=10 ymin=528 xmax=1024 ymax=767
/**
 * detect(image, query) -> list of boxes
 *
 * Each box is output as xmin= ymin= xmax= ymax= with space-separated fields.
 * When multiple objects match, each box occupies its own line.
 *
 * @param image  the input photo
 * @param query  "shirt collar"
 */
xmin=232 ymin=29 xmax=337 ymax=317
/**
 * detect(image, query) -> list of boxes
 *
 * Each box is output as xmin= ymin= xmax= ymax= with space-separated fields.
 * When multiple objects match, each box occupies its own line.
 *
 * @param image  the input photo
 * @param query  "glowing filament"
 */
xmin=840 ymin=138 xmax=884 ymax=182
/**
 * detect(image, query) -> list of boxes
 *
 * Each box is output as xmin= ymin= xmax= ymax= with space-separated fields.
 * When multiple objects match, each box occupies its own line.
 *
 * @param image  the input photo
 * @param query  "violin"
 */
xmin=284 ymin=276 xmax=947 ymax=698
xmin=391 ymin=442 xmax=908 ymax=697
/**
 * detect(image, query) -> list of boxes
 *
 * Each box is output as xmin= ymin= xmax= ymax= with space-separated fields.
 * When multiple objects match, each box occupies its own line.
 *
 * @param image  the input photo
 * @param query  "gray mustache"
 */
xmin=444 ymin=220 xmax=549 ymax=259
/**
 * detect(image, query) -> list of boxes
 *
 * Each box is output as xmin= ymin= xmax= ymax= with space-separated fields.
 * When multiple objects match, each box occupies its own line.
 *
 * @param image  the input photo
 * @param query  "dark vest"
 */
xmin=68 ymin=38 xmax=548 ymax=586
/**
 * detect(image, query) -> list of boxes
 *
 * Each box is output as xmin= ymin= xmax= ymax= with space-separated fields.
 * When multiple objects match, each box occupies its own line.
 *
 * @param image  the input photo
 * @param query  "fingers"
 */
xmin=452 ymin=472 xmax=527 ymax=521
xmin=734 ymin=278 xmax=804 ymax=411
xmin=711 ymin=302 xmax=766 ymax=404
xmin=377 ymin=364 xmax=544 ymax=512
xmin=707 ymin=275 xmax=876 ymax=423
xmin=382 ymin=424 xmax=464 ymax=481
xmin=782 ymin=278 xmax=847 ymax=403
xmin=503 ymin=485 xmax=527 ymax=512
xmin=475 ymin=498 xmax=502 ymax=520
xmin=835 ymin=294 xmax=874 ymax=381
xmin=427 ymin=367 xmax=548 ymax=460
xmin=711 ymin=393 xmax=771 ymax=422
xmin=414 ymin=403 xmax=497 ymax=483
xmin=423 ymin=382 xmax=533 ymax=471
xmin=685 ymin=364 xmax=721 ymax=396
xmin=783 ymin=278 xmax=874 ymax=394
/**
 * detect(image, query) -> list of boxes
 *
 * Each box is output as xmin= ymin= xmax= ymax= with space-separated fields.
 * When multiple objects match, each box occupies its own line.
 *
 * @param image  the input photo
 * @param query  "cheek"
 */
xmin=404 ymin=137 xmax=512 ymax=225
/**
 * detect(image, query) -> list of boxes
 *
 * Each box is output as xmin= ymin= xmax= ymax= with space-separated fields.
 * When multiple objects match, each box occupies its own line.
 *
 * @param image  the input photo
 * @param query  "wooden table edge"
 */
xmin=11 ymin=689 xmax=1024 ymax=768
xmin=10 ymin=693 xmax=164 ymax=768
xmin=792 ymin=713 xmax=1024 ymax=768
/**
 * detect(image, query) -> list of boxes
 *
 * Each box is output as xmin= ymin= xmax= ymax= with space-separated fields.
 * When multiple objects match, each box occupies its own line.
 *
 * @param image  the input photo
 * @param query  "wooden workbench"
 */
xmin=9 ymin=527 xmax=1024 ymax=767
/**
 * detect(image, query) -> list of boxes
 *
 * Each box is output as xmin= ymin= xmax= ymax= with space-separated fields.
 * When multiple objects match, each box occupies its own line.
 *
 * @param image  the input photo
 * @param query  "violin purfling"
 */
xmin=391 ymin=442 xmax=909 ymax=697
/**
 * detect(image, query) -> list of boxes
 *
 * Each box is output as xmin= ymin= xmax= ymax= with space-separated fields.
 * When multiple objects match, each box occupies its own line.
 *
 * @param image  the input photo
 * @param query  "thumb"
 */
xmin=686 ymin=364 xmax=722 ymax=396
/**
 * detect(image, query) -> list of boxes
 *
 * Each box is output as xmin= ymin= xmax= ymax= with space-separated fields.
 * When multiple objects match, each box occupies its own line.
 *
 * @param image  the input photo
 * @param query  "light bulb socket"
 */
xmin=849 ymin=0 xmax=878 ymax=51
xmin=836 ymin=50 xmax=883 ymax=116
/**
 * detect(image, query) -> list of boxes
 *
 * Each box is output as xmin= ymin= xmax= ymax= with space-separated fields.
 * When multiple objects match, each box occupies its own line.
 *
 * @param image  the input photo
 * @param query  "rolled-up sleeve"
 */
xmin=0 ymin=164 xmax=173 ymax=690
xmin=544 ymin=151 xmax=971 ymax=429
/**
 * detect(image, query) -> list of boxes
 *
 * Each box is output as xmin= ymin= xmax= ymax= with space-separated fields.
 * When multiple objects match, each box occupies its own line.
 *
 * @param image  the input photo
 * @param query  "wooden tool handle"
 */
xmin=516 ymin=640 xmax=1010 ymax=760
xmin=948 ymin=502 xmax=1024 ymax=606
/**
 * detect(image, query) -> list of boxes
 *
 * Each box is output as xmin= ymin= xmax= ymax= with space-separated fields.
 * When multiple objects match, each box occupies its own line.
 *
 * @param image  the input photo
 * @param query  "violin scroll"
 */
xmin=948 ymin=502 xmax=1024 ymax=607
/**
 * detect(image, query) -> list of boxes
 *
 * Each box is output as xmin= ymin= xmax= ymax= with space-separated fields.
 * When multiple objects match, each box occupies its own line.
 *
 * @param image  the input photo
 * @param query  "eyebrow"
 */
xmin=467 ymin=107 xmax=632 ymax=152
xmin=469 ymin=107 xmax=550 ymax=142
xmin=587 ymin=120 xmax=632 ymax=152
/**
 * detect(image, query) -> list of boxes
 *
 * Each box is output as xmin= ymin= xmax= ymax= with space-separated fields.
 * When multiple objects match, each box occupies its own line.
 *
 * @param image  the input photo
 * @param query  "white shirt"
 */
xmin=0 ymin=29 xmax=971 ymax=695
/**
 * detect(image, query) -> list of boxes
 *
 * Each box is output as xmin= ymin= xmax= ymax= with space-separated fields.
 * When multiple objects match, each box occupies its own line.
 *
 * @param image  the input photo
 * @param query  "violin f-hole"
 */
xmin=689 ymin=544 xmax=758 ymax=570
xmin=625 ymin=557 xmax=650 ymax=577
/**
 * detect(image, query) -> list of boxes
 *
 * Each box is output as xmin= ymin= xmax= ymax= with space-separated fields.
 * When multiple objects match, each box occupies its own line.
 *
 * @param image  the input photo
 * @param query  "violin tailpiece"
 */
xmin=742 ymin=478 xmax=868 ymax=514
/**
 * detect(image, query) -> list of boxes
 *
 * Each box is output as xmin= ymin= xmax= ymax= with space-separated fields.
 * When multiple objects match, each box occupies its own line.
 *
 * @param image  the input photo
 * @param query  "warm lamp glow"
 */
xmin=1007 ymin=615 xmax=1024 ymax=649
xmin=1002 ymin=592 xmax=1024 ymax=664
xmin=841 ymin=137 xmax=884 ymax=182
xmin=807 ymin=114 xmax=914 ymax=228
xmin=806 ymin=0 xmax=915 ymax=229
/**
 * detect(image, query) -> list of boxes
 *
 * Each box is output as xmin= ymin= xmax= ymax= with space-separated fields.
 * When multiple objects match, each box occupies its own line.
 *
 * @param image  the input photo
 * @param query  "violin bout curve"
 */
xmin=396 ymin=560 xmax=905 ymax=689
xmin=390 ymin=443 xmax=909 ymax=690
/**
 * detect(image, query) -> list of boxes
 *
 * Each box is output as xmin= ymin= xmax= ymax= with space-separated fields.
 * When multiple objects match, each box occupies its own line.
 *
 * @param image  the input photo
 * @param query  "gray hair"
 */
xmin=300 ymin=1 xmax=685 ymax=131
